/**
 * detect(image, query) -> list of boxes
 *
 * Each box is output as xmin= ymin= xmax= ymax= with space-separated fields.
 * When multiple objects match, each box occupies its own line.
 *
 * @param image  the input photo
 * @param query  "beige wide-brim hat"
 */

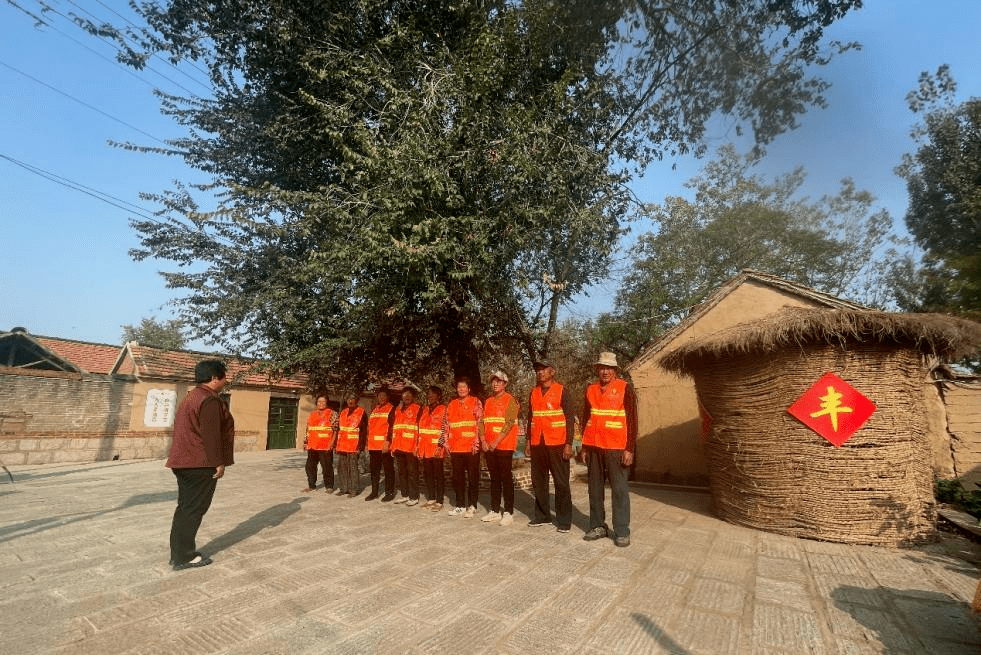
xmin=490 ymin=370 xmax=509 ymax=383
xmin=594 ymin=351 xmax=619 ymax=368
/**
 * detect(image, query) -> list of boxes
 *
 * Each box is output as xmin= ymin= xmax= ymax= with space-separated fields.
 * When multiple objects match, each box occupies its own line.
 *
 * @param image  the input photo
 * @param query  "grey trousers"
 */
xmin=585 ymin=446 xmax=630 ymax=538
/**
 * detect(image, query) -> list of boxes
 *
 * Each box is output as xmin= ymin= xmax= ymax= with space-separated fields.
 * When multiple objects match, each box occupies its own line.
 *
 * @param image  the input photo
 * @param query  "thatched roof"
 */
xmin=660 ymin=307 xmax=981 ymax=375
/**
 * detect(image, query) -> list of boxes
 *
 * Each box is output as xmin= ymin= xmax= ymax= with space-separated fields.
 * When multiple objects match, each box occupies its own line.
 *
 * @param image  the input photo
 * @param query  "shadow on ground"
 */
xmin=199 ymin=496 xmax=310 ymax=556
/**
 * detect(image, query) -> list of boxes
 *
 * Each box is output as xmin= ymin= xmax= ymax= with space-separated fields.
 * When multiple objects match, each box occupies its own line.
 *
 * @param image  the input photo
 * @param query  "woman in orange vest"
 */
xmin=417 ymin=385 xmax=447 ymax=511
xmin=365 ymin=388 xmax=397 ymax=502
xmin=391 ymin=386 xmax=421 ymax=505
xmin=441 ymin=376 xmax=483 ymax=518
xmin=303 ymin=395 xmax=338 ymax=493
xmin=481 ymin=371 xmax=520 ymax=526
xmin=526 ymin=359 xmax=575 ymax=533
xmin=335 ymin=394 xmax=367 ymax=496
xmin=581 ymin=352 xmax=638 ymax=547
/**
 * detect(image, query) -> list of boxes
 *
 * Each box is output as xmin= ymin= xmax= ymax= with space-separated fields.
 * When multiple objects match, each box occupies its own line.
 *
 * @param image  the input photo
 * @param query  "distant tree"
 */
xmin=599 ymin=145 xmax=893 ymax=360
xmin=894 ymin=66 xmax=981 ymax=320
xmin=57 ymin=0 xmax=860 ymax=389
xmin=121 ymin=317 xmax=186 ymax=350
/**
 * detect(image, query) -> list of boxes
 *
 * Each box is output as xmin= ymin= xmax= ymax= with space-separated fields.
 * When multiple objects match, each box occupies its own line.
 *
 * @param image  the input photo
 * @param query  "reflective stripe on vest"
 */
xmin=446 ymin=396 xmax=479 ymax=453
xmin=582 ymin=379 xmax=628 ymax=450
xmin=417 ymin=404 xmax=446 ymax=458
xmin=391 ymin=403 xmax=420 ymax=452
xmin=306 ymin=409 xmax=335 ymax=450
xmin=529 ymin=383 xmax=566 ymax=446
xmin=483 ymin=392 xmax=518 ymax=451
xmin=336 ymin=407 xmax=364 ymax=453
xmin=367 ymin=403 xmax=392 ymax=451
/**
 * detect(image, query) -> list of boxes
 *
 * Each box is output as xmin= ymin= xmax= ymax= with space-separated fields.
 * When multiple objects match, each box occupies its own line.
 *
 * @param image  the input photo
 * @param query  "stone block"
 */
xmin=0 ymin=439 xmax=19 ymax=452
xmin=69 ymin=438 xmax=93 ymax=449
xmin=39 ymin=438 xmax=66 ymax=450
xmin=26 ymin=450 xmax=53 ymax=464
xmin=52 ymin=449 xmax=91 ymax=464
xmin=18 ymin=439 xmax=39 ymax=451
xmin=0 ymin=451 xmax=27 ymax=465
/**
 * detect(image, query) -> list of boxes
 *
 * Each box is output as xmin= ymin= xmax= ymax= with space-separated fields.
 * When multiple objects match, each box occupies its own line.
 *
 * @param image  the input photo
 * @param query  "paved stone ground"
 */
xmin=2 ymin=450 xmax=980 ymax=655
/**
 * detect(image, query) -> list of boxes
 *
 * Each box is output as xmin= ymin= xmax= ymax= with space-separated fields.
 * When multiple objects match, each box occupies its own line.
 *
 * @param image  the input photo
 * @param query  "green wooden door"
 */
xmin=267 ymin=397 xmax=299 ymax=449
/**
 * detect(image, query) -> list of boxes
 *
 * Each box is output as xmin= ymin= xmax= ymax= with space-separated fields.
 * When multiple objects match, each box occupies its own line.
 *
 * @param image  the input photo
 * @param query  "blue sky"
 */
xmin=2 ymin=1 xmax=980 ymax=350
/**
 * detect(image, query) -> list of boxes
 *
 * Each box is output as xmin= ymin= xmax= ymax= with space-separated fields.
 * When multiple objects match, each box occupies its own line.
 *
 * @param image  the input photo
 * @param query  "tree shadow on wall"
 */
xmin=198 ymin=496 xmax=309 ymax=557
xmin=830 ymin=585 xmax=981 ymax=652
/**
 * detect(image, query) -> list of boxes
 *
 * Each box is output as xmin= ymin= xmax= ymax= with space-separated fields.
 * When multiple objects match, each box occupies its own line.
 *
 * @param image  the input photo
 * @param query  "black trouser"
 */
xmin=394 ymin=451 xmax=419 ymax=500
xmin=337 ymin=452 xmax=362 ymax=494
xmin=369 ymin=449 xmax=395 ymax=496
xmin=422 ymin=457 xmax=445 ymax=503
xmin=450 ymin=452 xmax=479 ymax=509
xmin=530 ymin=442 xmax=572 ymax=529
xmin=305 ymin=449 xmax=334 ymax=489
xmin=170 ymin=467 xmax=218 ymax=565
xmin=485 ymin=449 xmax=514 ymax=514
xmin=585 ymin=446 xmax=630 ymax=538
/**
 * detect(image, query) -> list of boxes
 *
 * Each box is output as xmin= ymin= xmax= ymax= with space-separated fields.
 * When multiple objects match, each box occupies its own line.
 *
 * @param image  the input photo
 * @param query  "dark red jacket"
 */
xmin=166 ymin=384 xmax=235 ymax=468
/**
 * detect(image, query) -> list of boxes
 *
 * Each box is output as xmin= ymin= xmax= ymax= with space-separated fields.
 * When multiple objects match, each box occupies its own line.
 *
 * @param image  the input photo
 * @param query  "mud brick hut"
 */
xmin=659 ymin=308 xmax=981 ymax=547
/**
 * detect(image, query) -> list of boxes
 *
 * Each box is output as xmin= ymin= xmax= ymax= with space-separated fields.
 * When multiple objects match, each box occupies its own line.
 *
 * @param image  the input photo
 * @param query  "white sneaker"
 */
xmin=448 ymin=506 xmax=465 ymax=517
xmin=394 ymin=495 xmax=409 ymax=504
xmin=406 ymin=499 xmax=419 ymax=506
xmin=464 ymin=506 xmax=476 ymax=519
xmin=499 ymin=512 xmax=513 ymax=526
xmin=481 ymin=510 xmax=501 ymax=523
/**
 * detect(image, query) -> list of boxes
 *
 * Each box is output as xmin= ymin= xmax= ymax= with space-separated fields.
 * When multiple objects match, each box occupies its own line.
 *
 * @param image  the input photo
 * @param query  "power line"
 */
xmin=0 ymin=59 xmax=169 ymax=145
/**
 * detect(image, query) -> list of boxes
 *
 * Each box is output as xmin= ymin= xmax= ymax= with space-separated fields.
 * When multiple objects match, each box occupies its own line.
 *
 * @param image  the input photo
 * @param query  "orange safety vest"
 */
xmin=446 ymin=395 xmax=479 ymax=453
xmin=582 ymin=379 xmax=628 ymax=450
xmin=417 ymin=403 xmax=446 ymax=458
xmin=336 ymin=406 xmax=364 ymax=453
xmin=529 ymin=383 xmax=567 ymax=446
xmin=367 ymin=402 xmax=393 ymax=451
xmin=391 ymin=402 xmax=420 ymax=453
xmin=306 ymin=408 xmax=336 ymax=450
xmin=483 ymin=392 xmax=518 ymax=451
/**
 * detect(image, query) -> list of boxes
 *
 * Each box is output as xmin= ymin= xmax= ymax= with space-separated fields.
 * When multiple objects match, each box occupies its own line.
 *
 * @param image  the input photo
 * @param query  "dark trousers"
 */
xmin=530 ymin=443 xmax=572 ymax=529
xmin=422 ymin=457 xmax=445 ymax=503
xmin=369 ymin=449 xmax=395 ymax=495
xmin=305 ymin=449 xmax=334 ymax=489
xmin=394 ymin=451 xmax=419 ymax=500
xmin=450 ymin=452 xmax=479 ymax=509
xmin=585 ymin=446 xmax=630 ymax=538
xmin=337 ymin=452 xmax=361 ymax=494
xmin=485 ymin=449 xmax=514 ymax=514
xmin=170 ymin=467 xmax=218 ymax=565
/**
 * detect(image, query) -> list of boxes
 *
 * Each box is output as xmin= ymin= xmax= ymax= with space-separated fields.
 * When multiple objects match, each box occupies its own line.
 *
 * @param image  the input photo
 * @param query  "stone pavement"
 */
xmin=2 ymin=451 xmax=980 ymax=655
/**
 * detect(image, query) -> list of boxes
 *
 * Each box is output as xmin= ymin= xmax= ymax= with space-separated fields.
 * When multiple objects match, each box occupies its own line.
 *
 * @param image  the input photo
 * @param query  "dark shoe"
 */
xmin=583 ymin=526 xmax=608 ymax=541
xmin=335 ymin=489 xmax=345 ymax=495
xmin=556 ymin=526 xmax=571 ymax=534
xmin=173 ymin=554 xmax=212 ymax=571
xmin=614 ymin=535 xmax=630 ymax=547
xmin=528 ymin=518 xmax=550 ymax=527
xmin=365 ymin=492 xmax=379 ymax=501
xmin=381 ymin=494 xmax=396 ymax=503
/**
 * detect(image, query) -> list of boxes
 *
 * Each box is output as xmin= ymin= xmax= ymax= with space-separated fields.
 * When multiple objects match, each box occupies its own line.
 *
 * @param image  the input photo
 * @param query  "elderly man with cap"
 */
xmin=581 ymin=352 xmax=638 ymax=547
xmin=525 ymin=359 xmax=575 ymax=533
xmin=480 ymin=370 xmax=520 ymax=526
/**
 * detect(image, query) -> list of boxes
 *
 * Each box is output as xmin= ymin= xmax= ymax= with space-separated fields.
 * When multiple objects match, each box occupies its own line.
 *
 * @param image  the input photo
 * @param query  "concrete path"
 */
xmin=1 ymin=450 xmax=979 ymax=655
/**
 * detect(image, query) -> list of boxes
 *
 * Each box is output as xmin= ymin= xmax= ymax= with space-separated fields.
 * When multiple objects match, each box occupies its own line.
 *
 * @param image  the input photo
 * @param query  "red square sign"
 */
xmin=787 ymin=372 xmax=876 ymax=447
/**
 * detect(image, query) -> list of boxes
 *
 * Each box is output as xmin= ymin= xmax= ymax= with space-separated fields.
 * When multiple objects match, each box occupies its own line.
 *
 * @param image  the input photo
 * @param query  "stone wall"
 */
xmin=0 ymin=370 xmax=134 ymax=435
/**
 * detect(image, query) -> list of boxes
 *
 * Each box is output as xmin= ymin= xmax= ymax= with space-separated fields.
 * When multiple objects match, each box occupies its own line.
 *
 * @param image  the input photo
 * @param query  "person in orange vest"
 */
xmin=582 ymin=352 xmax=638 ymax=547
xmin=335 ymin=394 xmax=367 ymax=496
xmin=391 ymin=385 xmax=422 ymax=506
xmin=303 ymin=395 xmax=338 ymax=493
xmin=525 ymin=359 xmax=575 ymax=533
xmin=365 ymin=388 xmax=397 ymax=502
xmin=481 ymin=371 xmax=520 ymax=526
xmin=441 ymin=376 xmax=483 ymax=518
xmin=417 ymin=385 xmax=447 ymax=511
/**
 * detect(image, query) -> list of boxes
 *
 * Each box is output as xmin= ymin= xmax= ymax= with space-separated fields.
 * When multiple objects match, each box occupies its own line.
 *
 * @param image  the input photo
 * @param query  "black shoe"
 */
xmin=528 ymin=518 xmax=550 ymax=527
xmin=173 ymin=554 xmax=212 ymax=570
xmin=365 ymin=492 xmax=379 ymax=501
xmin=381 ymin=494 xmax=396 ymax=502
xmin=583 ymin=525 xmax=608 ymax=541
xmin=556 ymin=526 xmax=571 ymax=534
xmin=614 ymin=535 xmax=630 ymax=547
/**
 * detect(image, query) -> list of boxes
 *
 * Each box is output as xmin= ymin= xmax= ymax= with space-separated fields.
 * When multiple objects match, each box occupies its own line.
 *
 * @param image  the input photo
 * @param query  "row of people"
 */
xmin=302 ymin=352 xmax=638 ymax=546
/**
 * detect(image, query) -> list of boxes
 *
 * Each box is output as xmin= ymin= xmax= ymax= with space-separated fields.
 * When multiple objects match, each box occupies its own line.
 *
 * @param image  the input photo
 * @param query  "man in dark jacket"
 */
xmin=166 ymin=359 xmax=235 ymax=570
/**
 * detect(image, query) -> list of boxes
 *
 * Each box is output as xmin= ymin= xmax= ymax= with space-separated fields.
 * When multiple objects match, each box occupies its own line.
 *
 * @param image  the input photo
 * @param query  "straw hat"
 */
xmin=594 ymin=352 xmax=619 ymax=368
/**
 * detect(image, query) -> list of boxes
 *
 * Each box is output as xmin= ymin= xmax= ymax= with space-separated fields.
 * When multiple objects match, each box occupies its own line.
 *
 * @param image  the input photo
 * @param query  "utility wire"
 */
xmin=0 ymin=60 xmax=169 ymax=145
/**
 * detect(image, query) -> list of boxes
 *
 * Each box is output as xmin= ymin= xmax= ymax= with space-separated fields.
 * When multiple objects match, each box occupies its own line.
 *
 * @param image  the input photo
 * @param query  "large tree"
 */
xmin=121 ymin=316 xmax=187 ymax=350
xmin=64 ymin=0 xmax=860 ymax=388
xmin=597 ymin=145 xmax=893 ymax=360
xmin=894 ymin=66 xmax=981 ymax=320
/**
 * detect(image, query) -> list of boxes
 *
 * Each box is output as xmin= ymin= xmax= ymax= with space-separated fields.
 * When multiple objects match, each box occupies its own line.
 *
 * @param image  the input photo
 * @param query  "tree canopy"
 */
xmin=121 ymin=317 xmax=187 ymax=350
xmin=595 ymin=145 xmax=893 ymax=360
xmin=67 ymin=0 xmax=861 ymax=389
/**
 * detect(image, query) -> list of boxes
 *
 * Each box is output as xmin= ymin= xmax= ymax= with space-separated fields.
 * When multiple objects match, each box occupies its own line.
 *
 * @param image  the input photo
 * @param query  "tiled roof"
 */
xmin=35 ymin=336 xmax=123 ymax=375
xmin=123 ymin=343 xmax=308 ymax=390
